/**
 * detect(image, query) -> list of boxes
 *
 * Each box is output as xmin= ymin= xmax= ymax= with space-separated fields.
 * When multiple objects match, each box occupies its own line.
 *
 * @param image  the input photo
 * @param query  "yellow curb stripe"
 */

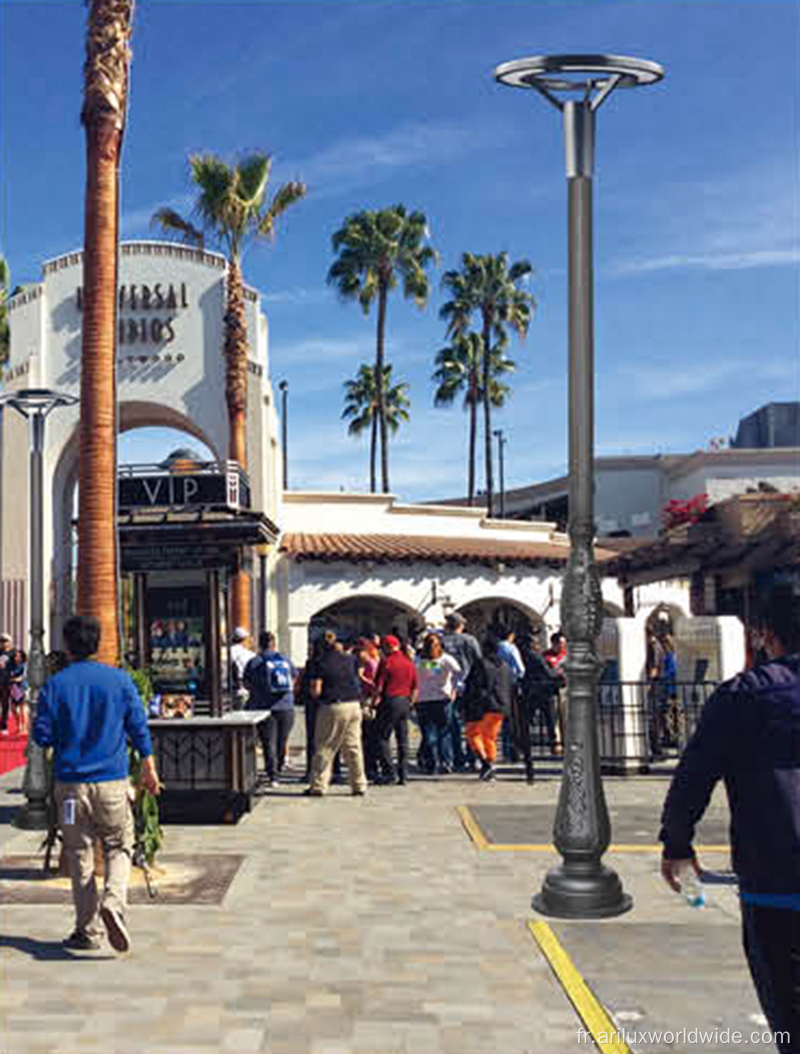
xmin=528 ymin=920 xmax=632 ymax=1054
xmin=455 ymin=805 xmax=490 ymax=850
xmin=457 ymin=806 xmax=729 ymax=853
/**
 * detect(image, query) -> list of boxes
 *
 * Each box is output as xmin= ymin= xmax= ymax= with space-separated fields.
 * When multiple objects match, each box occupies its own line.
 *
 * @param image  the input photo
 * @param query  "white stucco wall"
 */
xmin=274 ymin=491 xmax=626 ymax=664
xmin=1 ymin=241 xmax=279 ymax=646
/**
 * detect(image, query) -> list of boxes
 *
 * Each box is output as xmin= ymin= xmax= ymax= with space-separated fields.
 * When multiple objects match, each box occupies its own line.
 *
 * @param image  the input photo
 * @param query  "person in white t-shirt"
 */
xmin=230 ymin=627 xmax=256 ymax=706
xmin=415 ymin=633 xmax=461 ymax=775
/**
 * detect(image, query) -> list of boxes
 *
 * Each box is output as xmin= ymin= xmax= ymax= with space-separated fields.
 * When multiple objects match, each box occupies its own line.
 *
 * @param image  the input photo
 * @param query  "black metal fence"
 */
xmin=520 ymin=680 xmax=719 ymax=770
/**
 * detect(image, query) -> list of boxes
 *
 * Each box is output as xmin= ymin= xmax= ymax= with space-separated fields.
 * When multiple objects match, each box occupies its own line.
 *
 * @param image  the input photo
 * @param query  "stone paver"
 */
xmin=0 ymin=749 xmax=762 ymax=1054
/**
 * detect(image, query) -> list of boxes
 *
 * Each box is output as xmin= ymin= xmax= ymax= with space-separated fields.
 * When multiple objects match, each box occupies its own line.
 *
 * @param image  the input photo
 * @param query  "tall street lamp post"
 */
xmin=495 ymin=54 xmax=664 ymax=918
xmin=278 ymin=379 xmax=289 ymax=490
xmin=493 ymin=429 xmax=507 ymax=518
xmin=0 ymin=388 xmax=79 ymax=830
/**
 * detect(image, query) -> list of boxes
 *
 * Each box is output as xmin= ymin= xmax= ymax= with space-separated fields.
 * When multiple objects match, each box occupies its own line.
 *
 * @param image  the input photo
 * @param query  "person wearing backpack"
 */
xmin=244 ymin=632 xmax=297 ymax=787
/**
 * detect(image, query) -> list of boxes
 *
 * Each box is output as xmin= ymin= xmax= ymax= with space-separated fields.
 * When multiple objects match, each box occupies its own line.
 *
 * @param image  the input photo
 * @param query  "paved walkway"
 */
xmin=0 ymin=749 xmax=766 ymax=1054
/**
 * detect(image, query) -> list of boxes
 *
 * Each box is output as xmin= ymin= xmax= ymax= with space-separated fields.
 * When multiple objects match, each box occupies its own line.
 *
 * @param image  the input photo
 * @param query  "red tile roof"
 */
xmin=280 ymin=532 xmax=616 ymax=567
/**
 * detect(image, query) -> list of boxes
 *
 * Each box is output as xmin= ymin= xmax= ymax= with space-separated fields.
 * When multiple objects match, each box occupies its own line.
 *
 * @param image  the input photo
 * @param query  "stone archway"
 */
xmin=456 ymin=597 xmax=545 ymax=645
xmin=309 ymin=594 xmax=421 ymax=647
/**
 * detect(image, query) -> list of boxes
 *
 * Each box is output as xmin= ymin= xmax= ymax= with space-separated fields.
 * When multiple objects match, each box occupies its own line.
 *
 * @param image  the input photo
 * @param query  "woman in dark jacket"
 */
xmin=462 ymin=636 xmax=513 ymax=781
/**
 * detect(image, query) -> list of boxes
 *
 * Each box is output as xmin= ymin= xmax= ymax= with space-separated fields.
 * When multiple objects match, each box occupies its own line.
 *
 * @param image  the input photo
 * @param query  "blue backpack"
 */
xmin=246 ymin=653 xmax=293 ymax=704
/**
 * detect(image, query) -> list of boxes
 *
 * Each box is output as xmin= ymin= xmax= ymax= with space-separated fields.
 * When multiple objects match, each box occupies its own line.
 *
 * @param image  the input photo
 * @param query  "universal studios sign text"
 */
xmin=76 ymin=282 xmax=189 ymax=346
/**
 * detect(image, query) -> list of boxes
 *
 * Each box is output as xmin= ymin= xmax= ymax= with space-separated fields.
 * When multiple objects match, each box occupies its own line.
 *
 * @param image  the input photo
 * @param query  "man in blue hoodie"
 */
xmin=34 ymin=615 xmax=161 ymax=954
xmin=660 ymin=586 xmax=800 ymax=1053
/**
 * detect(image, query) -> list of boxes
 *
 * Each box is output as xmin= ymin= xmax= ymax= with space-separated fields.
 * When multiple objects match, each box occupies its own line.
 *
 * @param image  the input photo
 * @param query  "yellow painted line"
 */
xmin=457 ymin=806 xmax=729 ymax=854
xmin=455 ymin=805 xmax=490 ymax=850
xmin=529 ymin=919 xmax=631 ymax=1054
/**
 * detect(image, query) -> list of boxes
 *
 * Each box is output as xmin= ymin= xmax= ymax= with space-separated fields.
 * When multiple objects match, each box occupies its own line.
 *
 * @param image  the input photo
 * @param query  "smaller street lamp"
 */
xmin=278 ymin=380 xmax=289 ymax=490
xmin=0 ymin=388 xmax=79 ymax=829
xmin=493 ymin=429 xmax=507 ymax=518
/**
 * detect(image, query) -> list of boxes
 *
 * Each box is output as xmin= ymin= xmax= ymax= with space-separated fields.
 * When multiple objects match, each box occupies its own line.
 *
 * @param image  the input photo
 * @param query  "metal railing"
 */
xmin=520 ymin=680 xmax=719 ymax=770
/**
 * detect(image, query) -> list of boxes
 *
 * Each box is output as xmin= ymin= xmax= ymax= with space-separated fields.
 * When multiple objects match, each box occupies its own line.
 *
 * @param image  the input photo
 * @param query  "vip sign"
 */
xmin=76 ymin=282 xmax=189 ymax=346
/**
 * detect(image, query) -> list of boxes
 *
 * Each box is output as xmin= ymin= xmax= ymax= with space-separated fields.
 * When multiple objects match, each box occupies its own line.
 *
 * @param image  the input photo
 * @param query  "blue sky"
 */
xmin=2 ymin=0 xmax=798 ymax=500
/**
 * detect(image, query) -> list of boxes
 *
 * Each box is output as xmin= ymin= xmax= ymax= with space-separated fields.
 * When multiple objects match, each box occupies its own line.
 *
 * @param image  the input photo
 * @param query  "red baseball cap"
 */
xmin=381 ymin=635 xmax=400 ymax=649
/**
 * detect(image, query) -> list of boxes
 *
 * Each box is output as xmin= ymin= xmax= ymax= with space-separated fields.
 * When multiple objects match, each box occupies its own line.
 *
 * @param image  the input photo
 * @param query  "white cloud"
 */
xmin=287 ymin=119 xmax=510 ymax=199
xmin=263 ymin=287 xmax=332 ymax=307
xmin=121 ymin=194 xmax=193 ymax=238
xmin=607 ymin=158 xmax=800 ymax=277
xmin=611 ymin=248 xmax=800 ymax=276
xmin=616 ymin=358 xmax=787 ymax=401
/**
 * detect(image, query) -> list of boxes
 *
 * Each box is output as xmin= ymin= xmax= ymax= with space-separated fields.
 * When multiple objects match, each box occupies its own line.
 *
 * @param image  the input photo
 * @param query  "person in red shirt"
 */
xmin=373 ymin=635 xmax=418 ymax=785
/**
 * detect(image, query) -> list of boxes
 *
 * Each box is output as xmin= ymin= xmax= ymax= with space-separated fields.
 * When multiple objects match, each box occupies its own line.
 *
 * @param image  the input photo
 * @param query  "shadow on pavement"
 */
xmin=0 ymin=933 xmax=114 ymax=962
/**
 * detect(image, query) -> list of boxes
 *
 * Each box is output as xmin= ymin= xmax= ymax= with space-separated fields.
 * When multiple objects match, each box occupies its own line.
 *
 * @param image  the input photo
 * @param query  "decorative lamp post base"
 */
xmin=533 ymin=862 xmax=632 ymax=919
xmin=13 ymin=800 xmax=50 ymax=831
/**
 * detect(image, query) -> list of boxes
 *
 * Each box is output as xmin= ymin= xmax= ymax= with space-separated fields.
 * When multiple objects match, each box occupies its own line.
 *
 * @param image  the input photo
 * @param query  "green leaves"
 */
xmin=152 ymin=152 xmax=306 ymax=263
xmin=342 ymin=363 xmax=410 ymax=436
xmin=327 ymin=204 xmax=437 ymax=313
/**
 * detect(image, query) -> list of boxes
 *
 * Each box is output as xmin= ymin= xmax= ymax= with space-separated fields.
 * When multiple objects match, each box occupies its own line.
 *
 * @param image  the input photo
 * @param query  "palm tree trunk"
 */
xmin=467 ymin=387 xmax=477 ymax=506
xmin=375 ymin=282 xmax=390 ymax=493
xmin=224 ymin=257 xmax=251 ymax=632
xmin=369 ymin=413 xmax=377 ymax=493
xmin=482 ymin=312 xmax=494 ymax=517
xmin=76 ymin=0 xmax=134 ymax=665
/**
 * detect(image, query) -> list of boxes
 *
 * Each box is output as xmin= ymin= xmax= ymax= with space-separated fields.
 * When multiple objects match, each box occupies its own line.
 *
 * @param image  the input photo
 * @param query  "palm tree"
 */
xmin=440 ymin=252 xmax=534 ymax=517
xmin=432 ymin=332 xmax=515 ymax=505
xmin=76 ymin=0 xmax=135 ymax=664
xmin=152 ymin=153 xmax=305 ymax=630
xmin=342 ymin=363 xmax=410 ymax=492
xmin=328 ymin=206 xmax=436 ymax=493
xmin=0 ymin=254 xmax=10 ymax=364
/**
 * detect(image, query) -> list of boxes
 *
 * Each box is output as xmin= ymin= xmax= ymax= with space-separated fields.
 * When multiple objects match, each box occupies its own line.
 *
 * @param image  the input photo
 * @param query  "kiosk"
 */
xmin=118 ymin=459 xmax=277 ymax=821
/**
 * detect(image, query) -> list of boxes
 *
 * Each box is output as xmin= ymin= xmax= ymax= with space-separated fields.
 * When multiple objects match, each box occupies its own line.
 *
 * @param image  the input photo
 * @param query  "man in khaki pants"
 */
xmin=304 ymin=632 xmax=367 ymax=797
xmin=33 ymin=616 xmax=161 ymax=953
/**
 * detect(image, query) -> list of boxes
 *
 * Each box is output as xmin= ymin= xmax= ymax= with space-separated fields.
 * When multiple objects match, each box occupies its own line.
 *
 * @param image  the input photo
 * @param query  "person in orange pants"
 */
xmin=463 ymin=635 xmax=513 ymax=781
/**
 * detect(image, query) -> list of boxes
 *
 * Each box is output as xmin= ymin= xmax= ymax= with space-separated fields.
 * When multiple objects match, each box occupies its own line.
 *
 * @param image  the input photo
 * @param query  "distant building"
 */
xmin=731 ymin=401 xmax=800 ymax=449
xmin=435 ymin=447 xmax=800 ymax=539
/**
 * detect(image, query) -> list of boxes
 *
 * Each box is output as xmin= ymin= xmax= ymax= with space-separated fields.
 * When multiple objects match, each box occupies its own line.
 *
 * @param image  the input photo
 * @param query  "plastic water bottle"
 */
xmin=676 ymin=861 xmax=705 ymax=908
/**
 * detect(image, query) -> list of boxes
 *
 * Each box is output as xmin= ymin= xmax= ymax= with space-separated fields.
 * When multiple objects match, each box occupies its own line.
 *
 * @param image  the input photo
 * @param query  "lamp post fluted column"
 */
xmin=0 ymin=389 xmax=79 ymax=830
xmin=495 ymin=54 xmax=664 ymax=917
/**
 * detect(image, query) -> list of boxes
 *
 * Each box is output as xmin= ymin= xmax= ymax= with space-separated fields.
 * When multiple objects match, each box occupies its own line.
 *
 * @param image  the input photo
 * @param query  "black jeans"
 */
xmin=259 ymin=709 xmax=295 ymax=779
xmin=378 ymin=696 xmax=410 ymax=780
xmin=0 ymin=684 xmax=9 ymax=731
xmin=742 ymin=903 xmax=800 ymax=1053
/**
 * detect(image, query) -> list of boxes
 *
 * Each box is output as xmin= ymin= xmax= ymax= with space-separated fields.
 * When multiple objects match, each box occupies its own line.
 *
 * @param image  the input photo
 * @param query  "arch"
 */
xmin=455 ymin=596 xmax=545 ymax=644
xmin=49 ymin=405 xmax=221 ymax=641
xmin=309 ymin=594 xmax=420 ymax=645
xmin=118 ymin=401 xmax=220 ymax=460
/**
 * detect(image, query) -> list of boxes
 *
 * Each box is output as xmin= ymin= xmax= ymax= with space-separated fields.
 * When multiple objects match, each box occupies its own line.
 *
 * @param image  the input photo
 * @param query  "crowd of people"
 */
xmin=0 ymin=631 xmax=29 ymax=738
xmin=235 ymin=613 xmax=571 ymax=795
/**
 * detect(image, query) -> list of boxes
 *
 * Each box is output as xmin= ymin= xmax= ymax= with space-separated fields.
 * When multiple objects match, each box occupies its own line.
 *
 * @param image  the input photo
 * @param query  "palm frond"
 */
xmin=150 ymin=208 xmax=204 ymax=248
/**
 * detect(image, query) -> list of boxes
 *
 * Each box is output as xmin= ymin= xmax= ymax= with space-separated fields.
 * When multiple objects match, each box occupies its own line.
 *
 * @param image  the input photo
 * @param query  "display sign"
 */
xmin=118 ymin=467 xmax=251 ymax=512
xmin=147 ymin=586 xmax=206 ymax=697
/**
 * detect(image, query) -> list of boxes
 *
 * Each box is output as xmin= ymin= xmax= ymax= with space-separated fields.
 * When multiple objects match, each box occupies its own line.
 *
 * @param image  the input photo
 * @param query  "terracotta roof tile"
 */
xmin=280 ymin=532 xmax=615 ymax=567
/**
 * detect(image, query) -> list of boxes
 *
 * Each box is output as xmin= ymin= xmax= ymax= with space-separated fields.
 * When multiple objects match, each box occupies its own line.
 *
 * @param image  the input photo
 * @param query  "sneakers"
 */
xmin=351 ymin=789 xmax=367 ymax=797
xmin=478 ymin=760 xmax=496 ymax=781
xmin=302 ymin=788 xmax=324 ymax=797
xmin=63 ymin=930 xmax=102 ymax=951
xmin=100 ymin=904 xmax=131 ymax=953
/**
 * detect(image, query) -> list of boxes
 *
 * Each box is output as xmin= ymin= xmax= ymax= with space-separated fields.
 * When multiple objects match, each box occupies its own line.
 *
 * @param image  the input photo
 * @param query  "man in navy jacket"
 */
xmin=660 ymin=586 xmax=800 ymax=1052
xmin=34 ymin=615 xmax=161 ymax=954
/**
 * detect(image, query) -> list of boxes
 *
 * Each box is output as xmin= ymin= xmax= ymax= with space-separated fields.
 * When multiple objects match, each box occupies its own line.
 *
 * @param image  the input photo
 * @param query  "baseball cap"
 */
xmin=445 ymin=613 xmax=465 ymax=630
xmin=381 ymin=635 xmax=400 ymax=650
xmin=232 ymin=627 xmax=249 ymax=642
